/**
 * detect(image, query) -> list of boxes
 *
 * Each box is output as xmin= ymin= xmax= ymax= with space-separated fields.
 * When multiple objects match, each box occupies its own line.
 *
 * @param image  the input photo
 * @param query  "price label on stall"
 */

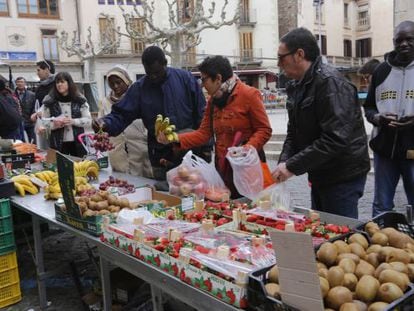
xmin=270 ymin=231 xmax=324 ymax=311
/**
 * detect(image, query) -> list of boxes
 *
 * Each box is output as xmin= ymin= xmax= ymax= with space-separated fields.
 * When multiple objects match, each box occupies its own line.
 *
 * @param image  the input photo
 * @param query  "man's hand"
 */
xmin=53 ymin=118 xmax=66 ymax=128
xmin=373 ymin=113 xmax=398 ymax=126
xmin=272 ymin=162 xmax=294 ymax=183
xmin=389 ymin=115 xmax=414 ymax=129
xmin=92 ymin=118 xmax=106 ymax=133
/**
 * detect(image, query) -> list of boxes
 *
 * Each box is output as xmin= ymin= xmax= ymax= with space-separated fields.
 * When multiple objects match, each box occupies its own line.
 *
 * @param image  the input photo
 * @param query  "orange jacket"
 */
xmin=178 ymin=80 xmax=272 ymax=168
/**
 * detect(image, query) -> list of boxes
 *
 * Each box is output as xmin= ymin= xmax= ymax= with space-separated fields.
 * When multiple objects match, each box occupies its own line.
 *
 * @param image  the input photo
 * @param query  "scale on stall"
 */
xmin=0 ymin=139 xmax=17 ymax=197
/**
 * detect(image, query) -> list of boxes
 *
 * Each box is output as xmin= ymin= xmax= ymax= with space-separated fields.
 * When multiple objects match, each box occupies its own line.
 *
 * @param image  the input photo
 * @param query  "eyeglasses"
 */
xmin=277 ymin=50 xmax=297 ymax=61
xmin=198 ymin=76 xmax=210 ymax=85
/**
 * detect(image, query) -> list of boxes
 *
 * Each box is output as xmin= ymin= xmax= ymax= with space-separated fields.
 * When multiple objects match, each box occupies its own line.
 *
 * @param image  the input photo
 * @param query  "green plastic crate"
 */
xmin=0 ymin=232 xmax=15 ymax=256
xmin=0 ymin=216 xmax=12 ymax=234
xmin=0 ymin=199 xmax=11 ymax=218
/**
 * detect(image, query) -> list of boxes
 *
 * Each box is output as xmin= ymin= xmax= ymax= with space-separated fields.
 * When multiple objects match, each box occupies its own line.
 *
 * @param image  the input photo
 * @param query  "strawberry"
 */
xmin=275 ymin=223 xmax=285 ymax=230
xmin=217 ymin=218 xmax=229 ymax=226
xmin=154 ymin=244 xmax=166 ymax=252
xmin=246 ymin=215 xmax=257 ymax=222
xmin=256 ymin=219 xmax=267 ymax=225
xmin=204 ymin=279 xmax=213 ymax=291
xmin=195 ymin=245 xmax=210 ymax=254
xmin=226 ymin=290 xmax=236 ymax=304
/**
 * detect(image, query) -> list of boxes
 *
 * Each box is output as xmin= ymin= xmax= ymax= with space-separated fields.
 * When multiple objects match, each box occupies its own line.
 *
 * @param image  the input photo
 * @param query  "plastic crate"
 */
xmin=0 ymin=267 xmax=19 ymax=289
xmin=0 ymin=252 xmax=17 ymax=273
xmin=0 ymin=199 xmax=11 ymax=218
xmin=0 ymin=251 xmax=21 ymax=308
xmin=0 ymin=230 xmax=15 ymax=256
xmin=249 ymin=266 xmax=414 ymax=311
xmin=356 ymin=212 xmax=414 ymax=238
xmin=0 ymin=282 xmax=21 ymax=308
xmin=248 ymin=266 xmax=299 ymax=311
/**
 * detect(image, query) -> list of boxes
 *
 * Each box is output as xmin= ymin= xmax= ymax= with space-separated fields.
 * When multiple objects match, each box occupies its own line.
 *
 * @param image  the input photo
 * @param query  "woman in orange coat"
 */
xmin=158 ymin=55 xmax=272 ymax=198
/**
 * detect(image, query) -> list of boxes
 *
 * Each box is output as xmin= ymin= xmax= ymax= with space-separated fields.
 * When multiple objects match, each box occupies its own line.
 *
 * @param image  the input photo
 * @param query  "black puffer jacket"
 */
xmin=279 ymin=57 xmax=370 ymax=187
xmin=35 ymin=75 xmax=55 ymax=107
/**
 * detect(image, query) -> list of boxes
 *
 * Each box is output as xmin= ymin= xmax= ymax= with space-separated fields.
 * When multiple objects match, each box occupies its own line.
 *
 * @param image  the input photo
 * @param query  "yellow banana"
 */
xmin=22 ymin=184 xmax=39 ymax=195
xmin=86 ymin=167 xmax=98 ymax=179
xmin=88 ymin=161 xmax=100 ymax=171
xmin=11 ymin=176 xmax=34 ymax=188
xmin=159 ymin=117 xmax=170 ymax=133
xmin=154 ymin=114 xmax=164 ymax=136
xmin=14 ymin=182 xmax=25 ymax=196
xmin=171 ymin=132 xmax=179 ymax=142
xmin=163 ymin=124 xmax=176 ymax=135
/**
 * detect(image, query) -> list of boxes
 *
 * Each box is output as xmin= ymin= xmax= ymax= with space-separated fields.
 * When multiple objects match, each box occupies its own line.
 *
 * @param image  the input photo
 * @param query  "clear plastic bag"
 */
xmin=225 ymin=146 xmax=263 ymax=200
xmin=167 ymin=151 xmax=229 ymax=200
xmin=253 ymin=182 xmax=291 ymax=211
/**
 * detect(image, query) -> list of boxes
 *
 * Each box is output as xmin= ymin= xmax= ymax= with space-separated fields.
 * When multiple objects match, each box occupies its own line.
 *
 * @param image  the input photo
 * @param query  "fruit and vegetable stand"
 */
xmin=4 ymin=151 xmax=414 ymax=311
xmin=9 ymin=167 xmax=245 ymax=311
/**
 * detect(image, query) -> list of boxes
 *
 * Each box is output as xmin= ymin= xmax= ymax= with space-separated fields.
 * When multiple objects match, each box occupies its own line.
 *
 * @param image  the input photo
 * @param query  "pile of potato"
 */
xmin=60 ymin=190 xmax=132 ymax=217
xmin=265 ymin=222 xmax=414 ymax=311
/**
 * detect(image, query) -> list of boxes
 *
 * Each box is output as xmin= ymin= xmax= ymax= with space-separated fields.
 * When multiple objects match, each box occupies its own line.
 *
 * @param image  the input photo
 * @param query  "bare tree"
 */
xmin=112 ymin=0 xmax=241 ymax=67
xmin=59 ymin=19 xmax=121 ymax=80
xmin=59 ymin=0 xmax=240 ymax=80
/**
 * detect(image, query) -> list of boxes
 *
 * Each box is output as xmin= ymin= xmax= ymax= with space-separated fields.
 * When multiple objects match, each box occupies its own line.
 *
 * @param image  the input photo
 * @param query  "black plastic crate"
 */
xmin=248 ymin=266 xmax=299 ymax=311
xmin=356 ymin=212 xmax=414 ymax=238
xmin=250 ymin=266 xmax=414 ymax=311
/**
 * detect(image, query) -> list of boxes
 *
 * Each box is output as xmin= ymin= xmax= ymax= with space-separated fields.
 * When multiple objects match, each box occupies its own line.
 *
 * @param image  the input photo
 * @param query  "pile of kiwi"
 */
xmin=264 ymin=222 xmax=414 ymax=311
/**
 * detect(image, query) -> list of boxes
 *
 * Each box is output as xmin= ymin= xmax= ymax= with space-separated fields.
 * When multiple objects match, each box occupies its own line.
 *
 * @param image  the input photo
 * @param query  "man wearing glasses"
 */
xmin=94 ymin=46 xmax=209 ymax=188
xmin=272 ymin=27 xmax=370 ymax=219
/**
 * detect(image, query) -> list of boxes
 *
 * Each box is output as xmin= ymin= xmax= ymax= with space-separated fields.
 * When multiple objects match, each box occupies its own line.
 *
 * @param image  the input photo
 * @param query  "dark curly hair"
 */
xmin=198 ymin=55 xmax=233 ymax=82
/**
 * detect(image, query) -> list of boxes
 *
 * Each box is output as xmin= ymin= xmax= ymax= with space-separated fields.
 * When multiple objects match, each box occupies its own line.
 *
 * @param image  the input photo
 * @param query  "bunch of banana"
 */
xmin=75 ymin=176 xmax=94 ymax=193
xmin=154 ymin=114 xmax=178 ymax=143
xmin=34 ymin=170 xmax=57 ymax=185
xmin=44 ymin=181 xmax=62 ymax=200
xmin=11 ymin=175 xmax=39 ymax=196
xmin=73 ymin=160 xmax=99 ymax=179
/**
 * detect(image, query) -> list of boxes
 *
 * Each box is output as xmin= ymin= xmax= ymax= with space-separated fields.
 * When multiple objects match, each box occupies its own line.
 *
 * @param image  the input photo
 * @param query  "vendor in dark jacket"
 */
xmin=272 ymin=27 xmax=370 ymax=219
xmin=0 ymin=79 xmax=22 ymax=140
xmin=364 ymin=20 xmax=414 ymax=217
xmin=15 ymin=77 xmax=36 ymax=143
xmin=95 ymin=46 xmax=208 ymax=182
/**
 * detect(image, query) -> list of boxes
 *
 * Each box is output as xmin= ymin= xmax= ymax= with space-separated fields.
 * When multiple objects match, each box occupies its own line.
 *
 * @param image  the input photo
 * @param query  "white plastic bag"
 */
xmin=226 ymin=146 xmax=263 ymax=200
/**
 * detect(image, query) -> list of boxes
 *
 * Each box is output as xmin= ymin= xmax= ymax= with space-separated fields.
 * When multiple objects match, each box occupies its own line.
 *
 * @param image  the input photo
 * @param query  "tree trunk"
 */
xmin=170 ymin=36 xmax=184 ymax=68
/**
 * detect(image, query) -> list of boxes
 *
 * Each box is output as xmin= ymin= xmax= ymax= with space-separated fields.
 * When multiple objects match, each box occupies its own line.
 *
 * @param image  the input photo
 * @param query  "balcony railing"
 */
xmin=234 ymin=48 xmax=262 ymax=63
xmin=357 ymin=15 xmax=370 ymax=31
xmin=239 ymin=9 xmax=257 ymax=25
xmin=326 ymin=55 xmax=381 ymax=68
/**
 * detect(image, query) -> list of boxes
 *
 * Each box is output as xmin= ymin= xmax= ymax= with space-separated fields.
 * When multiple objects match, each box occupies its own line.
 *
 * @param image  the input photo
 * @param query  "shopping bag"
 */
xmin=226 ymin=145 xmax=264 ymax=200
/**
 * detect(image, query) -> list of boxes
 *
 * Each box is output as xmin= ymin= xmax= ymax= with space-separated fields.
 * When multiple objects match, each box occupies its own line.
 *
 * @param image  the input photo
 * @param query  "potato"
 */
xmin=96 ymin=200 xmax=109 ymax=211
xmin=108 ymin=205 xmax=121 ymax=213
xmin=90 ymin=194 xmax=104 ymax=202
xmin=348 ymin=233 xmax=369 ymax=250
xmin=118 ymin=198 xmax=130 ymax=208
xmin=265 ymin=283 xmax=280 ymax=299
xmin=98 ymin=209 xmax=111 ymax=215
xmin=317 ymin=242 xmax=338 ymax=267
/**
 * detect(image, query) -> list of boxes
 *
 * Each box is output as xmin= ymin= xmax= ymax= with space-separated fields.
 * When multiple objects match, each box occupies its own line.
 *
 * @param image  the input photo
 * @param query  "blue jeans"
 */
xmin=372 ymin=153 xmax=414 ymax=217
xmin=311 ymin=175 xmax=367 ymax=219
